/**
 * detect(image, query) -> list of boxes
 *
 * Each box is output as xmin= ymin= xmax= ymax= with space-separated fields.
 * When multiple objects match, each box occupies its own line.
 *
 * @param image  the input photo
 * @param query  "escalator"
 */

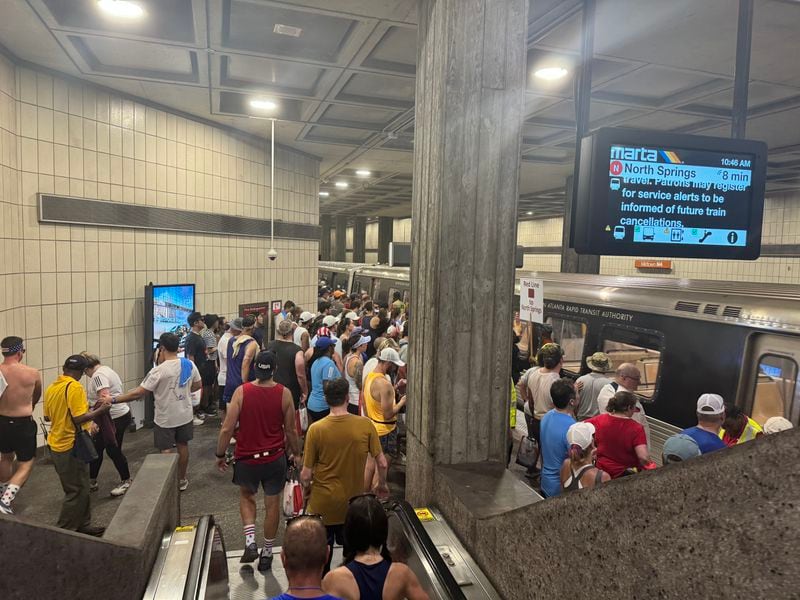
xmin=144 ymin=502 xmax=500 ymax=599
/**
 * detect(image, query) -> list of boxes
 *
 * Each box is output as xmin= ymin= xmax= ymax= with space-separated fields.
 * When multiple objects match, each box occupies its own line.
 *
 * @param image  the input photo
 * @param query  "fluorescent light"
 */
xmin=534 ymin=67 xmax=568 ymax=81
xmin=274 ymin=24 xmax=302 ymax=37
xmin=526 ymin=211 xmax=533 ymax=215
xmin=335 ymin=181 xmax=349 ymax=189
xmin=249 ymin=98 xmax=277 ymax=111
xmin=97 ymin=0 xmax=145 ymax=19
xmin=355 ymin=169 xmax=371 ymax=177
xmin=319 ymin=191 xmax=330 ymax=197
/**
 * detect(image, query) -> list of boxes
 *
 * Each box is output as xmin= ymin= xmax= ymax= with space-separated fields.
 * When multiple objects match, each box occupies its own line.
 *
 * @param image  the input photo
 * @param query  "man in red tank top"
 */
xmin=215 ymin=350 xmax=302 ymax=572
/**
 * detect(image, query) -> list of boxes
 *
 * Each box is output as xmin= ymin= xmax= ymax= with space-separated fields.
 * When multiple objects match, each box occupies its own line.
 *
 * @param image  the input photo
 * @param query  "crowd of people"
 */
xmin=0 ymin=286 xmax=419 ymax=600
xmin=514 ymin=343 xmax=795 ymax=497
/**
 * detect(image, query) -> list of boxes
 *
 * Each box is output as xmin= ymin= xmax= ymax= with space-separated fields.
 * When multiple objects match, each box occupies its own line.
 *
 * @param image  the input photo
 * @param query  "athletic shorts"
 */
xmin=200 ymin=361 xmax=217 ymax=386
xmin=0 ymin=415 xmax=37 ymax=462
xmin=153 ymin=421 xmax=193 ymax=451
xmin=233 ymin=455 xmax=287 ymax=495
xmin=379 ymin=429 xmax=398 ymax=457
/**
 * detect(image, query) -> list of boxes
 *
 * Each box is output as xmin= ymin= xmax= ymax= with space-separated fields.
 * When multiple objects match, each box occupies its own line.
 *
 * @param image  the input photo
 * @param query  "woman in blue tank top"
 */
xmin=322 ymin=495 xmax=429 ymax=600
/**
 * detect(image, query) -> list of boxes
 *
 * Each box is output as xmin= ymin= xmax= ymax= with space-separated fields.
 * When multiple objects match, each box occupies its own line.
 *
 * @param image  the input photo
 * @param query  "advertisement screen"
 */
xmin=573 ymin=128 xmax=767 ymax=260
xmin=152 ymin=284 xmax=195 ymax=348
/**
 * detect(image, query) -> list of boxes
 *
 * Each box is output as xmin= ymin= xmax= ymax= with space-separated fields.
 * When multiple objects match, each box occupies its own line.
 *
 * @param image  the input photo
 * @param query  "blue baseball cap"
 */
xmin=315 ymin=336 xmax=337 ymax=350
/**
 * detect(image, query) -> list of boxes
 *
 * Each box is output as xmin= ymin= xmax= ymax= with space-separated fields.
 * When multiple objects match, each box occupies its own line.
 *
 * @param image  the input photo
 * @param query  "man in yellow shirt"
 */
xmin=43 ymin=355 xmax=110 ymax=535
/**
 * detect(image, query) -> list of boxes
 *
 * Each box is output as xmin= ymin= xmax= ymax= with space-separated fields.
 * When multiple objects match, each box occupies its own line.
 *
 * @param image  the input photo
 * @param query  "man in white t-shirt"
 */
xmin=294 ymin=312 xmax=313 ymax=352
xmin=82 ymin=353 xmax=132 ymax=497
xmin=115 ymin=333 xmax=201 ymax=491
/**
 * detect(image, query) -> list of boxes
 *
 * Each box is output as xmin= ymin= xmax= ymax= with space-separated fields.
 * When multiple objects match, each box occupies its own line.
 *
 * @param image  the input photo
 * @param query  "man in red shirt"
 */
xmin=587 ymin=391 xmax=653 ymax=478
xmin=215 ymin=351 xmax=302 ymax=572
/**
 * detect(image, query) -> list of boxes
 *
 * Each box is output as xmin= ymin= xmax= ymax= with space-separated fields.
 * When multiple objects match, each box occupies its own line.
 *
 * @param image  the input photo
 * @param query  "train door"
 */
xmin=737 ymin=333 xmax=800 ymax=426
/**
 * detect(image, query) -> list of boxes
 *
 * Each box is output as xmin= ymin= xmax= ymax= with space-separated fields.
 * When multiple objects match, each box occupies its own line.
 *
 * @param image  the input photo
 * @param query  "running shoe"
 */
xmin=192 ymin=416 xmax=204 ymax=426
xmin=240 ymin=543 xmax=259 ymax=563
xmin=179 ymin=479 xmax=189 ymax=491
xmin=0 ymin=499 xmax=13 ymax=515
xmin=257 ymin=552 xmax=273 ymax=572
xmin=110 ymin=480 xmax=132 ymax=497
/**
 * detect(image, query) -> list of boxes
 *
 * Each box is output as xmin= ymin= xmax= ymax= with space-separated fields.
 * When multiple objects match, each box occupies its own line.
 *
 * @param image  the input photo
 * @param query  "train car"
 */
xmin=320 ymin=261 xmax=411 ymax=308
xmin=517 ymin=272 xmax=800 ymax=439
xmin=318 ymin=261 xmax=365 ymax=294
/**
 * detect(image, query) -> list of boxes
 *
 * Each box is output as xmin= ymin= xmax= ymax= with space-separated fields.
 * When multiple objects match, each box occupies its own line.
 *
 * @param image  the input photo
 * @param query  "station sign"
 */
xmin=572 ymin=128 xmax=767 ymax=260
xmin=519 ymin=277 xmax=544 ymax=323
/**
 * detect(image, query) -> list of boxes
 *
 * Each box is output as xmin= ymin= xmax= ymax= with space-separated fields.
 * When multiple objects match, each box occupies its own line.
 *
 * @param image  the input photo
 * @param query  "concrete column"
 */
xmin=353 ymin=217 xmax=367 ymax=263
xmin=407 ymin=0 xmax=528 ymax=504
xmin=334 ymin=216 xmax=347 ymax=262
xmin=561 ymin=176 xmax=600 ymax=274
xmin=377 ymin=217 xmax=393 ymax=264
xmin=319 ymin=214 xmax=332 ymax=261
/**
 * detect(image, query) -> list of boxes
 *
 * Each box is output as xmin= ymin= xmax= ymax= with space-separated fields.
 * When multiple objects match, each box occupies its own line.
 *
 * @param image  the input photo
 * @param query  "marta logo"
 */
xmin=610 ymin=146 xmax=658 ymax=162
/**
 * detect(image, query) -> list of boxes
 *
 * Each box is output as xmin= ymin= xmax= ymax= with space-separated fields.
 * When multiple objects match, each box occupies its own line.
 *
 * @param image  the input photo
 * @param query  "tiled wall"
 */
xmin=0 ymin=55 xmax=320 ymax=433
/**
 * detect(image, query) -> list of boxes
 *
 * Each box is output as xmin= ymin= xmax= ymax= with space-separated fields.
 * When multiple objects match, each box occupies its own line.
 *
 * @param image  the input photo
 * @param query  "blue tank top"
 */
xmin=345 ymin=559 xmax=390 ymax=600
xmin=224 ymin=336 xmax=256 ymax=397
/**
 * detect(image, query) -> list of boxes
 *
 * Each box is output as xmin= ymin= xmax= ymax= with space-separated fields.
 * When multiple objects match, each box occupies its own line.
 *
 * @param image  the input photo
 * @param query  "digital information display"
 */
xmin=573 ymin=128 xmax=767 ymax=259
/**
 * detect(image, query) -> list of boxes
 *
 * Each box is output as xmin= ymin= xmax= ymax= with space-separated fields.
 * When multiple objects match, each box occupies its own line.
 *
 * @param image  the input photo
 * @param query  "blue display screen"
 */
xmin=760 ymin=364 xmax=782 ymax=378
xmin=152 ymin=285 xmax=195 ymax=343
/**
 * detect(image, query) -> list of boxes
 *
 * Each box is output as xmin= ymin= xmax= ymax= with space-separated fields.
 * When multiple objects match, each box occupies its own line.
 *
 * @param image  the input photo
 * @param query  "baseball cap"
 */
xmin=64 ymin=354 xmax=89 ymax=371
xmin=539 ymin=343 xmax=564 ymax=362
xmin=277 ymin=320 xmax=294 ymax=337
xmin=697 ymin=393 xmax=725 ymax=415
xmin=764 ymin=416 xmax=793 ymax=434
xmin=230 ymin=317 xmax=244 ymax=332
xmin=566 ymin=422 xmax=595 ymax=450
xmin=387 ymin=325 xmax=399 ymax=338
xmin=322 ymin=315 xmax=337 ymax=328
xmin=351 ymin=333 xmax=371 ymax=348
xmin=378 ymin=347 xmax=405 ymax=367
xmin=314 ymin=336 xmax=337 ymax=350
xmin=662 ymin=433 xmax=701 ymax=463
xmin=252 ymin=351 xmax=276 ymax=379
xmin=299 ymin=311 xmax=314 ymax=324
xmin=333 ymin=290 xmax=345 ymax=298
xmin=345 ymin=311 xmax=359 ymax=321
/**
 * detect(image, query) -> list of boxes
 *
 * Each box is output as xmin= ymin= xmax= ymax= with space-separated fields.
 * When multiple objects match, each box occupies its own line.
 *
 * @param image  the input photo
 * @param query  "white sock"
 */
xmin=262 ymin=537 xmax=274 ymax=556
xmin=244 ymin=524 xmax=256 ymax=547
xmin=1 ymin=484 xmax=20 ymax=505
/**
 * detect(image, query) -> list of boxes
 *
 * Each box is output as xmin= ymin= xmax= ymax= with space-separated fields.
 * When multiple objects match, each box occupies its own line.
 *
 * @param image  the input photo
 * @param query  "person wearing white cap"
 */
xmin=363 ymin=348 xmax=406 ymax=462
xmin=681 ymin=394 xmax=728 ymax=454
xmin=342 ymin=333 xmax=371 ymax=415
xmin=294 ymin=311 xmax=314 ymax=352
xmin=764 ymin=416 xmax=793 ymax=434
xmin=560 ymin=422 xmax=610 ymax=491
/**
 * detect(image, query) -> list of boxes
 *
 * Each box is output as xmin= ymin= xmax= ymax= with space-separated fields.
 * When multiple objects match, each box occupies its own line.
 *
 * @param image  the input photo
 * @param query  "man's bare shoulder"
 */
xmin=0 ymin=362 xmax=40 ymax=380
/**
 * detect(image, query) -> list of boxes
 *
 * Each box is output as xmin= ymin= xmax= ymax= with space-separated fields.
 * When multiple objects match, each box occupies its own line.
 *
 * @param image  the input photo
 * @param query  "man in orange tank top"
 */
xmin=215 ymin=350 xmax=302 ymax=573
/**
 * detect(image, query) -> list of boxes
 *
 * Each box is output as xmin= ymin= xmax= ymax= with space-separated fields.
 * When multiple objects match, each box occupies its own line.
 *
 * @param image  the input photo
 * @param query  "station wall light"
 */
xmin=533 ymin=67 xmax=568 ymax=81
xmin=335 ymin=181 xmax=349 ymax=189
xmin=355 ymin=169 xmax=371 ymax=177
xmin=97 ymin=0 xmax=145 ymax=18
xmin=250 ymin=98 xmax=278 ymax=111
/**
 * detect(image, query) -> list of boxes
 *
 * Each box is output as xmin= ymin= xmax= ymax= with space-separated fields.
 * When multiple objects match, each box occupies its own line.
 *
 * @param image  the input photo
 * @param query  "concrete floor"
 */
xmin=14 ymin=415 xmax=406 ymax=551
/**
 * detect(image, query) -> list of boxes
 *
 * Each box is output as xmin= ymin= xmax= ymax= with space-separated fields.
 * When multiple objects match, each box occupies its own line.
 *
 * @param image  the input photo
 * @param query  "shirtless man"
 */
xmin=0 ymin=336 xmax=43 ymax=514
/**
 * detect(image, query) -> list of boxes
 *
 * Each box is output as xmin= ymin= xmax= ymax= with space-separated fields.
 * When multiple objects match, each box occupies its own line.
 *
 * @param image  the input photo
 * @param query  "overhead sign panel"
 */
xmin=519 ymin=277 xmax=544 ymax=323
xmin=573 ymin=128 xmax=767 ymax=260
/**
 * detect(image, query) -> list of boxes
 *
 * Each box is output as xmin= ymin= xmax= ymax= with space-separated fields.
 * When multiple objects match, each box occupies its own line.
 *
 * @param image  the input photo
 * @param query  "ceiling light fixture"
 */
xmin=534 ymin=67 xmax=568 ymax=81
xmin=319 ymin=191 xmax=330 ymax=197
xmin=97 ymin=0 xmax=145 ymax=19
xmin=526 ymin=211 xmax=533 ymax=215
xmin=274 ymin=24 xmax=303 ymax=37
xmin=335 ymin=181 xmax=349 ymax=189
xmin=250 ymin=98 xmax=277 ymax=111
xmin=355 ymin=169 xmax=371 ymax=177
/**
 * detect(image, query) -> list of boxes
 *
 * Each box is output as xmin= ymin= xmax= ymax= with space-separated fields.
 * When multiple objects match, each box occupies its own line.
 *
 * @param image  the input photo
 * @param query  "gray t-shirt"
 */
xmin=575 ymin=372 xmax=611 ymax=421
xmin=141 ymin=358 xmax=200 ymax=428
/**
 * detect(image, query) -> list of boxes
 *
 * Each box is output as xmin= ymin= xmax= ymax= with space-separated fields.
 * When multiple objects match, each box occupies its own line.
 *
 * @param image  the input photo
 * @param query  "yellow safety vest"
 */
xmin=510 ymin=380 xmax=517 ymax=429
xmin=719 ymin=417 xmax=763 ymax=444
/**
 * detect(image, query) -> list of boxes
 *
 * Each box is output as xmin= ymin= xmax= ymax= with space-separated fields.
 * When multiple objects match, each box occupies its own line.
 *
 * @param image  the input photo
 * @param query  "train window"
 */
xmin=545 ymin=317 xmax=586 ymax=374
xmin=332 ymin=272 xmax=348 ymax=291
xmin=752 ymin=355 xmax=800 ymax=426
xmin=601 ymin=326 xmax=663 ymax=400
xmin=353 ymin=276 xmax=371 ymax=296
xmin=373 ymin=279 xmax=389 ymax=306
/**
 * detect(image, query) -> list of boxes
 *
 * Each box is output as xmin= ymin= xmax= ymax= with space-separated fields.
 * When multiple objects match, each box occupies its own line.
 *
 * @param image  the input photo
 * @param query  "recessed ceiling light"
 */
xmin=97 ymin=0 xmax=145 ymax=19
xmin=335 ymin=181 xmax=349 ymax=189
xmin=274 ymin=24 xmax=303 ymax=37
xmin=526 ymin=211 xmax=533 ymax=215
xmin=250 ymin=98 xmax=277 ymax=111
xmin=355 ymin=169 xmax=371 ymax=177
xmin=319 ymin=191 xmax=330 ymax=197
xmin=534 ymin=67 xmax=568 ymax=81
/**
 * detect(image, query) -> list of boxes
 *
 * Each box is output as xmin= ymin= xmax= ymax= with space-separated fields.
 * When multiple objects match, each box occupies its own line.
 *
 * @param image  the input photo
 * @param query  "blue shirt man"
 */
xmin=539 ymin=378 xmax=578 ymax=497
xmin=682 ymin=393 xmax=727 ymax=454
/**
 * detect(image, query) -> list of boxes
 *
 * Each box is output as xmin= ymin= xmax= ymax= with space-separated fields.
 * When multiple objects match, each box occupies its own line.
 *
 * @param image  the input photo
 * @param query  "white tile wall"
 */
xmin=1 ymin=57 xmax=320 ymax=430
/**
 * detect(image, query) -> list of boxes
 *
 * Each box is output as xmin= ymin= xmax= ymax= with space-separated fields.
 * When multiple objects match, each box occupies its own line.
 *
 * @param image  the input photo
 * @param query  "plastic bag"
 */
xmin=190 ymin=389 xmax=201 ymax=407
xmin=298 ymin=403 xmax=309 ymax=434
xmin=515 ymin=436 xmax=539 ymax=469
xmin=283 ymin=468 xmax=304 ymax=518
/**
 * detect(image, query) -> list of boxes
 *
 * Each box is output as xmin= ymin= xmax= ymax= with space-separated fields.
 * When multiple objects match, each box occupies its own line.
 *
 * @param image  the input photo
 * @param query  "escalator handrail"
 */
xmin=183 ymin=514 xmax=212 ymax=600
xmin=389 ymin=501 xmax=467 ymax=600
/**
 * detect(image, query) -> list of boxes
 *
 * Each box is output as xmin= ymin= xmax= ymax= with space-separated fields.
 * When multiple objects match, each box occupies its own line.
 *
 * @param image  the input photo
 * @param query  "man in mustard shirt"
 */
xmin=43 ymin=355 xmax=110 ymax=535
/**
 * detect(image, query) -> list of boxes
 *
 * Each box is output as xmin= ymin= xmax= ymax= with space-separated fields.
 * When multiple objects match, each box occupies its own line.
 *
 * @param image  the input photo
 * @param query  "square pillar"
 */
xmin=377 ymin=217 xmax=393 ymax=264
xmin=353 ymin=217 xmax=367 ymax=263
xmin=334 ymin=216 xmax=347 ymax=262
xmin=319 ymin=214 xmax=332 ymax=260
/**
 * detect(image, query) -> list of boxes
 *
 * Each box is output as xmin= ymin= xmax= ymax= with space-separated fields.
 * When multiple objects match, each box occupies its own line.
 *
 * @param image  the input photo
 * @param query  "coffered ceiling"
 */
xmin=2 ymin=0 xmax=800 ymax=222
